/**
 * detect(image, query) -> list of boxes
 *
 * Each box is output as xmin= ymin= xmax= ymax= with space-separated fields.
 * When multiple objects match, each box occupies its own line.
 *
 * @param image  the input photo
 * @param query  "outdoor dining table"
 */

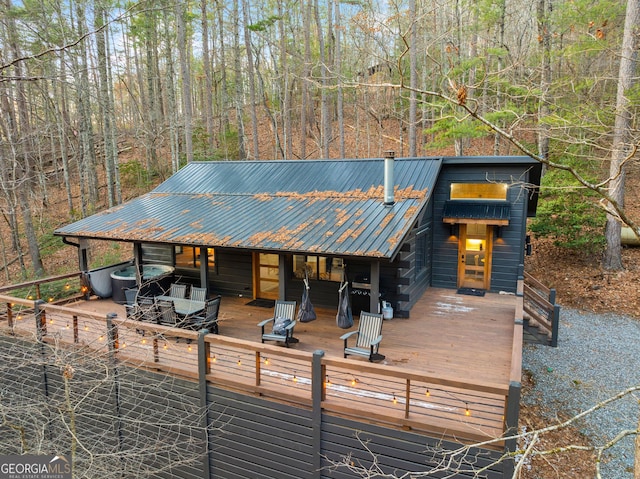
xmin=155 ymin=295 xmax=205 ymax=317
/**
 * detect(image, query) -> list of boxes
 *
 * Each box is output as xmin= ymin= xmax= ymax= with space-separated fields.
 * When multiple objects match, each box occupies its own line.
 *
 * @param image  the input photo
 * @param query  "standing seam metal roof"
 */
xmin=55 ymin=158 xmax=443 ymax=259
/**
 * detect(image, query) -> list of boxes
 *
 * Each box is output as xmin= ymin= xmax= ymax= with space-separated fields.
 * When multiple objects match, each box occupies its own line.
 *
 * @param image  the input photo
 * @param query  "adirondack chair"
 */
xmin=258 ymin=300 xmax=298 ymax=347
xmin=189 ymin=286 xmax=207 ymax=302
xmin=169 ymin=283 xmax=187 ymax=299
xmin=187 ymin=296 xmax=221 ymax=334
xmin=340 ymin=311 xmax=385 ymax=361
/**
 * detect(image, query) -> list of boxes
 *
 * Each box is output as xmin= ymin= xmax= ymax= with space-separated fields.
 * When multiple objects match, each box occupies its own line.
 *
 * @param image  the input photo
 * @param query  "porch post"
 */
xmin=134 ymin=243 xmax=143 ymax=284
xmin=78 ymin=238 xmax=90 ymax=272
xmin=278 ymin=255 xmax=286 ymax=300
xmin=370 ymin=261 xmax=380 ymax=313
xmin=199 ymin=248 xmax=210 ymax=293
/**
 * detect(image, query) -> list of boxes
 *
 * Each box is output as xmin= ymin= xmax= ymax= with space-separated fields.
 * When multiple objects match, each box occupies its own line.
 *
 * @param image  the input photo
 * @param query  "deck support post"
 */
xmin=106 ymin=312 xmax=126 ymax=474
xmin=312 ymin=350 xmax=325 ymax=479
xmin=197 ymin=330 xmax=212 ymax=478
xmin=503 ymin=380 xmax=521 ymax=478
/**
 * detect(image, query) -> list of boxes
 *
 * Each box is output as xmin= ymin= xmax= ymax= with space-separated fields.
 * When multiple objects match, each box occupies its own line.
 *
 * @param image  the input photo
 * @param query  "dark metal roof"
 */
xmin=442 ymin=200 xmax=511 ymax=222
xmin=55 ymin=158 xmax=443 ymax=259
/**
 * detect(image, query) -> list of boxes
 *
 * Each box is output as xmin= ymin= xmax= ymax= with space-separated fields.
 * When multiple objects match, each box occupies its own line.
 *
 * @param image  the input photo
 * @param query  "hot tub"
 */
xmin=110 ymin=264 xmax=175 ymax=304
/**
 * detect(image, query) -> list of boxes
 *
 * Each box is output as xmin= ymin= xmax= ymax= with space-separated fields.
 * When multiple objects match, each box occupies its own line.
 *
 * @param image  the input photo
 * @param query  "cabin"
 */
xmin=0 ymin=154 xmax=545 ymax=479
xmin=54 ymin=155 xmax=540 ymax=317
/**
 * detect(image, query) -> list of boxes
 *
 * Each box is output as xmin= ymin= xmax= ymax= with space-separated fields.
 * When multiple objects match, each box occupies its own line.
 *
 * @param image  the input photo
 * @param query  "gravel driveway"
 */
xmin=522 ymin=308 xmax=640 ymax=478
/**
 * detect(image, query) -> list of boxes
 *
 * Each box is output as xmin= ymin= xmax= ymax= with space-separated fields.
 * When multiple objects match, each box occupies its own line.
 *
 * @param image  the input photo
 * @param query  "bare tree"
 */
xmin=603 ymin=0 xmax=640 ymax=271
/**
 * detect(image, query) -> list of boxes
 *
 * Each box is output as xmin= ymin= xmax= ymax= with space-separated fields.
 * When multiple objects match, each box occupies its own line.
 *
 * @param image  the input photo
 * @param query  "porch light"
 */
xmin=237 ymin=357 xmax=242 ymax=366
xmin=49 ymin=317 xmax=54 ymax=324
xmin=187 ymin=344 xmax=193 ymax=352
xmin=464 ymin=403 xmax=471 ymax=416
xmin=351 ymin=377 xmax=358 ymax=387
xmin=264 ymin=357 xmax=269 ymax=366
xmin=66 ymin=322 xmax=70 ymax=330
xmin=293 ymin=371 xmax=298 ymax=383
xmin=212 ymin=354 xmax=217 ymax=362
xmin=425 ymin=389 xmax=430 ymax=397
xmin=392 ymin=394 xmax=398 ymax=405
xmin=141 ymin=338 xmax=147 ymax=345
xmin=83 ymin=323 xmax=89 ymax=331
xmin=16 ymin=315 xmax=22 ymax=321
xmin=64 ymin=282 xmax=71 ymax=290
xmin=325 ymin=376 xmax=331 ymax=387
xmin=98 ymin=335 xmax=104 ymax=342
xmin=163 ymin=341 xmax=168 ymax=350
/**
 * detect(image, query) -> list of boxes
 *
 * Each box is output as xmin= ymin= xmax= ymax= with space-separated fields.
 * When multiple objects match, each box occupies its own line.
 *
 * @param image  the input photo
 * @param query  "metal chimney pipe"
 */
xmin=383 ymin=150 xmax=395 ymax=205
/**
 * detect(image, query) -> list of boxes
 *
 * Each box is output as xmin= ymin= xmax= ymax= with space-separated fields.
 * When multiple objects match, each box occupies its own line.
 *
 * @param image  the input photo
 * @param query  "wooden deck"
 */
xmin=1 ymin=287 xmax=520 ymax=446
xmin=71 ymin=288 xmax=517 ymax=384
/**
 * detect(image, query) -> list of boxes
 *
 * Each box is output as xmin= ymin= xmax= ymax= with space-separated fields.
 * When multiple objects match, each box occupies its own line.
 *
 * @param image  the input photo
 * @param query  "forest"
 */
xmin=0 ymin=0 xmax=638 ymax=283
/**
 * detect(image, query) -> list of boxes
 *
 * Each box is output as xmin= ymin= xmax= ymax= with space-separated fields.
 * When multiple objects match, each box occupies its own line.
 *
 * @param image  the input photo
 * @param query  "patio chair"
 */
xmin=340 ymin=311 xmax=385 ymax=362
xmin=157 ymin=300 xmax=179 ymax=326
xmin=189 ymin=286 xmax=207 ymax=302
xmin=124 ymin=289 xmax=141 ymax=320
xmin=169 ymin=283 xmax=187 ymax=299
xmin=137 ymin=296 xmax=159 ymax=323
xmin=258 ymin=300 xmax=298 ymax=347
xmin=187 ymin=295 xmax=221 ymax=334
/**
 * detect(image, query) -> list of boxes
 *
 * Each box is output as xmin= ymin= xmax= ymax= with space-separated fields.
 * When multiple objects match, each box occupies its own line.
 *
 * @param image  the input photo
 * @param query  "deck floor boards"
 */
xmin=71 ymin=287 xmax=517 ymax=387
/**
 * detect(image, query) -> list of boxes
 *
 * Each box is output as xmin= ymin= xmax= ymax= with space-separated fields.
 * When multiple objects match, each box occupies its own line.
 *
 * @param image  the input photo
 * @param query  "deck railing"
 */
xmin=523 ymin=271 xmax=560 ymax=347
xmin=0 ymin=292 xmax=519 ymax=450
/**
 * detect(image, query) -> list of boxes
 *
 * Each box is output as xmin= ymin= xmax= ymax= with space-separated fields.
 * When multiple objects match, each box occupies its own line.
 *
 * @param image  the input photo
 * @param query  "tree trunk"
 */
xmin=334 ymin=0 xmax=345 ymax=158
xmin=162 ymin=2 xmax=180 ymax=172
xmin=301 ymin=0 xmax=312 ymax=159
xmin=95 ymin=0 xmax=117 ymax=208
xmin=242 ymin=0 xmax=260 ymax=159
xmin=537 ymin=0 xmax=552 ymax=172
xmin=201 ymin=0 xmax=215 ymax=155
xmin=603 ymin=0 xmax=640 ymax=271
xmin=176 ymin=0 xmax=194 ymax=162
xmin=232 ymin=0 xmax=246 ymax=160
xmin=314 ymin=0 xmax=330 ymax=158
xmin=408 ymin=0 xmax=417 ymax=157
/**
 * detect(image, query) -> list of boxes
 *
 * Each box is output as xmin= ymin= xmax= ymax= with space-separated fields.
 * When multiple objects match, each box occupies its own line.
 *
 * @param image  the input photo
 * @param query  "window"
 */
xmin=415 ymin=224 xmax=430 ymax=279
xmin=175 ymin=246 xmax=215 ymax=268
xmin=450 ymin=183 xmax=508 ymax=200
xmin=293 ymin=255 xmax=344 ymax=282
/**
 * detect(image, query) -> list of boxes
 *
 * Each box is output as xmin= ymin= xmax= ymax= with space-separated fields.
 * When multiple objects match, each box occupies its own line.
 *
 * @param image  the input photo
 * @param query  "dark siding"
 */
xmin=1 ymin=335 xmax=510 ymax=479
xmin=432 ymin=165 xmax=531 ymax=293
xmin=0 ymin=338 xmax=51 ymax=454
xmin=207 ymin=387 xmax=315 ymax=479
xmin=320 ymin=415 xmax=504 ymax=479
xmin=211 ymin=249 xmax=254 ymax=296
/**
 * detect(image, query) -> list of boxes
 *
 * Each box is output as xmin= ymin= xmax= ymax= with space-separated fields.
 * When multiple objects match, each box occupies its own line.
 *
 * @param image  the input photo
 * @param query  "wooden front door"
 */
xmin=457 ymin=224 xmax=493 ymax=290
xmin=253 ymin=253 xmax=279 ymax=300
